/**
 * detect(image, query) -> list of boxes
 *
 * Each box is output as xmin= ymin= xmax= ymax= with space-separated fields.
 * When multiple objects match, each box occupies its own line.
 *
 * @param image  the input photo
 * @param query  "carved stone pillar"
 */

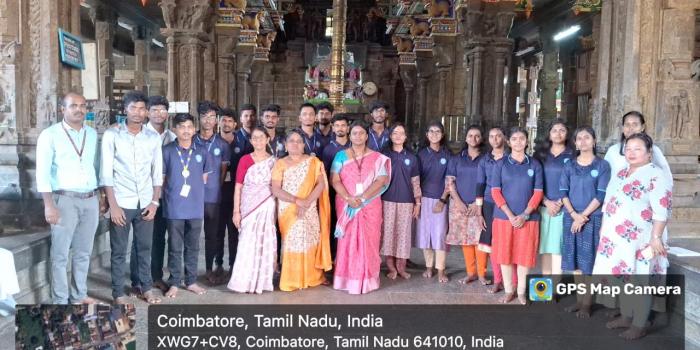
xmin=437 ymin=67 xmax=450 ymax=117
xmin=493 ymin=46 xmax=509 ymax=126
xmin=215 ymin=34 xmax=237 ymax=108
xmin=399 ymin=66 xmax=417 ymax=131
xmin=250 ymin=62 xmax=266 ymax=111
xmin=469 ymin=46 xmax=485 ymax=123
xmin=91 ymin=5 xmax=117 ymax=111
xmin=166 ymin=35 xmax=178 ymax=102
xmin=236 ymin=53 xmax=254 ymax=107
xmin=536 ymin=26 xmax=559 ymax=143
xmin=132 ymin=26 xmax=153 ymax=94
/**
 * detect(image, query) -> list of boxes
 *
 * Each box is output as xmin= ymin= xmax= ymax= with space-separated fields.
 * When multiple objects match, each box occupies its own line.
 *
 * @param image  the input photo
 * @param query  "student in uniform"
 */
xmin=381 ymin=123 xmax=421 ymax=280
xmin=315 ymin=102 xmax=335 ymax=146
xmin=195 ymin=101 xmax=231 ymax=285
xmin=445 ymin=125 xmax=489 ymax=285
xmin=321 ymin=114 xmax=351 ymax=262
xmin=298 ymin=103 xmax=325 ymax=156
xmin=416 ymin=122 xmax=451 ymax=283
xmin=491 ymin=127 xmax=544 ymax=304
xmin=534 ymin=119 xmax=573 ymax=278
xmin=367 ymin=101 xmax=390 ymax=152
xmin=260 ymin=104 xmax=287 ymax=158
xmin=560 ymin=126 xmax=611 ymax=317
xmin=216 ymin=108 xmax=238 ymax=282
xmin=162 ymin=113 xmax=213 ymax=298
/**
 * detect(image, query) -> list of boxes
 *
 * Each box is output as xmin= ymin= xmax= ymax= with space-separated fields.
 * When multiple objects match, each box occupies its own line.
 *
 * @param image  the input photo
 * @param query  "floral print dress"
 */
xmin=592 ymin=163 xmax=673 ymax=276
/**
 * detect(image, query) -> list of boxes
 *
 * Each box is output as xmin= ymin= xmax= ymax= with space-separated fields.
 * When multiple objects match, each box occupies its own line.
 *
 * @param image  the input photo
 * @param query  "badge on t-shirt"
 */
xmin=527 ymin=169 xmax=534 ymax=177
xmin=564 ymin=158 xmax=570 ymax=163
xmin=316 ymin=141 xmax=321 ymax=147
xmin=180 ymin=184 xmax=191 ymax=197
xmin=440 ymin=158 xmax=447 ymax=165
xmin=234 ymin=147 xmax=240 ymax=154
xmin=196 ymin=154 xmax=203 ymax=163
xmin=404 ymin=158 xmax=411 ymax=166
xmin=277 ymin=143 xmax=284 ymax=151
xmin=214 ymin=148 xmax=221 ymax=156
xmin=591 ymin=169 xmax=599 ymax=178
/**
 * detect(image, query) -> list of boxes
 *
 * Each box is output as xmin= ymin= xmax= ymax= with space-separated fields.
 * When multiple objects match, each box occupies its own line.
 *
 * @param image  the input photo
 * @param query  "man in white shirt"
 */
xmin=101 ymin=90 xmax=163 ymax=304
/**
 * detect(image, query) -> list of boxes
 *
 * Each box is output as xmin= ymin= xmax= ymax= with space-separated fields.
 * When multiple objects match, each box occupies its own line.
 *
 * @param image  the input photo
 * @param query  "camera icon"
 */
xmin=529 ymin=277 xmax=552 ymax=302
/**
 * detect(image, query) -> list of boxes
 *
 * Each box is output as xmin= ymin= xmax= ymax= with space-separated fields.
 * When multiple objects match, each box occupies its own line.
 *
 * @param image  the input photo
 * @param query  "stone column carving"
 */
xmin=469 ymin=46 xmax=484 ymax=123
xmin=493 ymin=46 xmax=509 ymax=126
xmin=536 ymin=24 xmax=559 ymax=143
xmin=132 ymin=26 xmax=153 ymax=94
xmin=236 ymin=53 xmax=254 ymax=107
xmin=400 ymin=66 xmax=417 ymax=130
xmin=90 ymin=5 xmax=117 ymax=111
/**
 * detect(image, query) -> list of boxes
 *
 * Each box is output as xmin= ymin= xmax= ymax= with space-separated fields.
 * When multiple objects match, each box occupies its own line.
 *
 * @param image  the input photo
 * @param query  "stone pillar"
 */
xmin=400 ymin=66 xmax=417 ymax=130
xmin=469 ymin=46 xmax=484 ymax=123
xmin=526 ymin=57 xmax=541 ymax=128
xmin=329 ymin=0 xmax=348 ymax=108
xmin=437 ymin=67 xmax=450 ymax=117
xmin=250 ymin=62 xmax=266 ymax=111
xmin=132 ymin=26 xmax=153 ymax=94
xmin=90 ymin=5 xmax=117 ymax=111
xmin=493 ymin=46 xmax=509 ymax=126
xmin=235 ymin=53 xmax=254 ymax=107
xmin=166 ymin=35 xmax=178 ymax=102
xmin=536 ymin=25 xmax=559 ymax=143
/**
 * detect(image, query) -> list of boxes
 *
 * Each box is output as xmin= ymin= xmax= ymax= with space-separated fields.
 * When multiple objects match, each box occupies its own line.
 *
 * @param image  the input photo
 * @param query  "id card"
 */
xmin=180 ymin=184 xmax=191 ymax=197
xmin=355 ymin=183 xmax=364 ymax=195
xmin=224 ymin=171 xmax=231 ymax=182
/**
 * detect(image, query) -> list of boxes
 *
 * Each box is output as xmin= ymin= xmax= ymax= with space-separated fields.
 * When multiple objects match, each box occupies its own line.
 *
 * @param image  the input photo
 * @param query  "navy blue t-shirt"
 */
xmin=417 ymin=146 xmax=451 ymax=199
xmin=382 ymin=149 xmax=420 ymax=203
xmin=269 ymin=132 xmax=287 ymax=159
xmin=322 ymin=139 xmax=350 ymax=176
xmin=476 ymin=153 xmax=504 ymax=204
xmin=194 ymin=133 xmax=230 ymax=204
xmin=301 ymin=128 xmax=325 ymax=156
xmin=162 ymin=142 xmax=213 ymax=220
xmin=541 ymin=148 xmax=574 ymax=201
xmin=559 ymin=156 xmax=611 ymax=215
xmin=491 ymin=154 xmax=544 ymax=221
xmin=315 ymin=127 xmax=333 ymax=148
xmin=367 ymin=128 xmax=390 ymax=152
xmin=447 ymin=151 xmax=483 ymax=204
xmin=231 ymin=128 xmax=254 ymax=177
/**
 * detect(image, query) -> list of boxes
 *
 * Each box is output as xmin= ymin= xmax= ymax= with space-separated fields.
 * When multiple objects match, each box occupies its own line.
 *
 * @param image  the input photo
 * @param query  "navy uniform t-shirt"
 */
xmin=194 ymin=133 xmax=230 ymax=204
xmin=322 ymin=139 xmax=350 ymax=176
xmin=315 ymin=127 xmax=333 ymax=148
xmin=491 ymin=154 xmax=544 ymax=221
xmin=269 ymin=132 xmax=287 ymax=159
xmin=231 ymin=128 xmax=254 ymax=177
xmin=301 ymin=129 xmax=325 ymax=157
xmin=162 ymin=142 xmax=213 ymax=220
xmin=367 ymin=128 xmax=390 ymax=152
xmin=447 ymin=151 xmax=483 ymax=204
xmin=382 ymin=149 xmax=420 ymax=203
xmin=417 ymin=146 xmax=451 ymax=199
xmin=476 ymin=153 xmax=504 ymax=204
xmin=541 ymin=148 xmax=574 ymax=201
xmin=559 ymin=156 xmax=611 ymax=215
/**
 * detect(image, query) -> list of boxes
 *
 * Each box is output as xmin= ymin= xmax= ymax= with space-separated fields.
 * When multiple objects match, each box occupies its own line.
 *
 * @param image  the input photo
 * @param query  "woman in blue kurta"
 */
xmin=491 ymin=127 xmax=544 ymax=304
xmin=559 ymin=126 xmax=610 ymax=316
xmin=534 ymin=119 xmax=573 ymax=277
xmin=445 ymin=125 xmax=489 ymax=285
xmin=416 ymin=122 xmax=451 ymax=283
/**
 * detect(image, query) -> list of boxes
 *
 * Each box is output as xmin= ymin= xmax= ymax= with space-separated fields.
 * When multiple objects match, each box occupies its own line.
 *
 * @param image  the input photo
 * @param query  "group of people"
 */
xmin=38 ymin=90 xmax=672 ymax=339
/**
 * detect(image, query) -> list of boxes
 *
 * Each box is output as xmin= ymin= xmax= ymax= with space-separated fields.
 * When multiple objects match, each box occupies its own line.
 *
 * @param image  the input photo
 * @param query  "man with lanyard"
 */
xmin=261 ymin=103 xmax=287 ymax=158
xmin=36 ymin=92 xmax=105 ymax=304
xmin=222 ymin=103 xmax=256 ymax=277
xmin=320 ymin=113 xmax=351 ymax=263
xmin=217 ymin=108 xmax=238 ymax=283
xmin=315 ymin=101 xmax=334 ymax=146
xmin=298 ymin=102 xmax=324 ymax=157
xmin=101 ymin=90 xmax=163 ymax=305
xmin=140 ymin=95 xmax=174 ymax=293
xmin=194 ymin=101 xmax=231 ymax=285
xmin=367 ymin=100 xmax=390 ymax=152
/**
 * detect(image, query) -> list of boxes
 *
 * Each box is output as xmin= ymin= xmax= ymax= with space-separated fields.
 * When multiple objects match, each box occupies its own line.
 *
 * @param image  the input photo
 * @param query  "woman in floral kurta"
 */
xmin=592 ymin=133 xmax=672 ymax=340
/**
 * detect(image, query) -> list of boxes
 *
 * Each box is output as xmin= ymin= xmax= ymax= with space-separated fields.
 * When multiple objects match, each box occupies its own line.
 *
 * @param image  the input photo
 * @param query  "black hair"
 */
xmin=316 ymin=101 xmax=334 ymax=114
xmin=261 ymin=104 xmax=281 ymax=115
xmin=331 ymin=113 xmax=350 ymax=124
xmin=349 ymin=120 xmax=370 ymax=134
xmin=61 ymin=92 xmax=85 ymax=107
xmin=619 ymin=111 xmax=647 ymax=155
xmin=422 ymin=121 xmax=446 ymax=149
xmin=572 ymin=126 xmax=597 ymax=156
xmin=219 ymin=108 xmax=237 ymax=120
xmin=122 ymin=90 xmax=148 ymax=111
xmin=286 ymin=128 xmax=306 ymax=142
xmin=239 ymin=103 xmax=257 ymax=115
xmin=197 ymin=100 xmax=220 ymax=116
xmin=383 ymin=122 xmax=413 ymax=153
xmin=534 ymin=118 xmax=570 ymax=161
xmin=485 ymin=125 xmax=509 ymax=154
xmin=147 ymin=95 xmax=169 ymax=110
xmin=461 ymin=124 xmax=486 ymax=155
xmin=507 ymin=126 xmax=529 ymax=149
xmin=172 ymin=113 xmax=195 ymax=127
xmin=625 ymin=132 xmax=653 ymax=153
xmin=250 ymin=126 xmax=273 ymax=155
xmin=299 ymin=102 xmax=317 ymax=114
xmin=369 ymin=100 xmax=389 ymax=113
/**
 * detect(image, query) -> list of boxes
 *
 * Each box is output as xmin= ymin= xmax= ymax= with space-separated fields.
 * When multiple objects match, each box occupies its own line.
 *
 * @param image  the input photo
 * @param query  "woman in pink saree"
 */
xmin=227 ymin=127 xmax=277 ymax=293
xmin=332 ymin=121 xmax=391 ymax=294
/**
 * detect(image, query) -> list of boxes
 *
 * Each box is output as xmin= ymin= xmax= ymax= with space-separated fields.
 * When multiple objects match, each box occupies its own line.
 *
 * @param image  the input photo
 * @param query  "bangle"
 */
xmin=150 ymin=200 xmax=160 ymax=207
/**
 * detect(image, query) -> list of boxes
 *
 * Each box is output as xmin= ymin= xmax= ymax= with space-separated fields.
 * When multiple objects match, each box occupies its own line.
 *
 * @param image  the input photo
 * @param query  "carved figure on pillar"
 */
xmin=407 ymin=17 xmax=430 ymax=37
xmin=425 ymin=0 xmax=451 ymax=18
xmin=161 ymin=0 xmax=177 ymax=28
xmin=242 ymin=11 xmax=264 ymax=31
xmin=283 ymin=4 xmax=304 ymax=40
xmin=672 ymin=90 xmax=691 ymax=139
xmin=223 ymin=0 xmax=247 ymax=9
xmin=392 ymin=36 xmax=414 ymax=52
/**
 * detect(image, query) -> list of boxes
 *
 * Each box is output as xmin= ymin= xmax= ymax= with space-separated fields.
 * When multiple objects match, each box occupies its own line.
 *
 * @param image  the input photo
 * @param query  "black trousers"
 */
xmin=217 ymin=199 xmax=238 ymax=268
xmin=111 ymin=207 xmax=154 ymax=299
xmin=166 ymin=219 xmax=203 ymax=286
xmin=203 ymin=203 xmax=220 ymax=271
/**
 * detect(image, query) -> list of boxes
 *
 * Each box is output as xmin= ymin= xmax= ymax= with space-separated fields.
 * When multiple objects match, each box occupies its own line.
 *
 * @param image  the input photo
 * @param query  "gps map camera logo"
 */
xmin=529 ymin=277 xmax=552 ymax=301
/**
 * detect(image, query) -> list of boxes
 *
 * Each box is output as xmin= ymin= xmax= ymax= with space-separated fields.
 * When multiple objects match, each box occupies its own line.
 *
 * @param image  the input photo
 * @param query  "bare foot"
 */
xmin=187 ymin=283 xmax=207 ymax=295
xmin=423 ymin=268 xmax=434 ymax=278
xmin=397 ymin=270 xmax=411 ymax=279
xmin=205 ymin=271 xmax=217 ymax=285
xmin=153 ymin=280 xmax=169 ymax=293
xmin=140 ymin=291 xmax=161 ymax=304
xmin=606 ymin=316 xmax=632 ymax=330
xmin=517 ymin=294 xmax=528 ymax=305
xmin=386 ymin=270 xmax=398 ymax=280
xmin=501 ymin=292 xmax=516 ymax=303
xmin=564 ymin=302 xmax=581 ymax=313
xmin=479 ymin=277 xmax=492 ymax=286
xmin=165 ymin=286 xmax=178 ymax=298
xmin=620 ymin=325 xmax=647 ymax=340
xmin=320 ymin=279 xmax=331 ymax=286
xmin=576 ymin=304 xmax=592 ymax=319
xmin=458 ymin=275 xmax=478 ymax=285
xmin=488 ymin=283 xmax=503 ymax=294
xmin=437 ymin=270 xmax=449 ymax=283
xmin=214 ymin=265 xmax=225 ymax=277
xmin=606 ymin=308 xmax=621 ymax=319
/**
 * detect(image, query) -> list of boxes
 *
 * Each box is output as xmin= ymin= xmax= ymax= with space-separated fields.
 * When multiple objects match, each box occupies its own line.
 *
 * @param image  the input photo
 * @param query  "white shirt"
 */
xmin=604 ymin=143 xmax=673 ymax=184
xmin=100 ymin=123 xmax=163 ymax=209
xmin=146 ymin=121 xmax=176 ymax=146
xmin=35 ymin=121 xmax=99 ymax=193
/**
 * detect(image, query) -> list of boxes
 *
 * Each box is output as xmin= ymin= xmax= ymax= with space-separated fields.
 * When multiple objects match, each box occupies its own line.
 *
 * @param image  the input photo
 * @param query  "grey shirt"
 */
xmin=100 ymin=123 xmax=163 ymax=209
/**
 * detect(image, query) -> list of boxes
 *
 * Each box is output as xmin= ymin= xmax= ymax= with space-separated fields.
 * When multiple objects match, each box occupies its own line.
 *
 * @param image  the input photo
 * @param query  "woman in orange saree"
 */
xmin=271 ymin=129 xmax=332 ymax=291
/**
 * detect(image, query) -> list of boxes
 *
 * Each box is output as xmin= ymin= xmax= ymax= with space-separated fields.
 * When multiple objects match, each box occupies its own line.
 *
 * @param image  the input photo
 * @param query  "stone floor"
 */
xmin=1 ymin=237 xmax=692 ymax=350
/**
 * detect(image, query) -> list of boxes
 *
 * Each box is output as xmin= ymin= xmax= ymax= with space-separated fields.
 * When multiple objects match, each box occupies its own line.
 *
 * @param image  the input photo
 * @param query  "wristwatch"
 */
xmin=521 ymin=213 xmax=530 ymax=220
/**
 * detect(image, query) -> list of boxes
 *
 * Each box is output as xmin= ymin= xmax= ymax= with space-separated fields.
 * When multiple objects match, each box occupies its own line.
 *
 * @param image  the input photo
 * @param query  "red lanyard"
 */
xmin=62 ymin=124 xmax=86 ymax=161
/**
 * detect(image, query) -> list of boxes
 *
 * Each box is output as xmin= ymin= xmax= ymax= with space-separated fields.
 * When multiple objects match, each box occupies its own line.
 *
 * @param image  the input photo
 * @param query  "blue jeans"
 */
xmin=49 ymin=194 xmax=99 ymax=304
xmin=167 ymin=219 xmax=203 ymax=286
